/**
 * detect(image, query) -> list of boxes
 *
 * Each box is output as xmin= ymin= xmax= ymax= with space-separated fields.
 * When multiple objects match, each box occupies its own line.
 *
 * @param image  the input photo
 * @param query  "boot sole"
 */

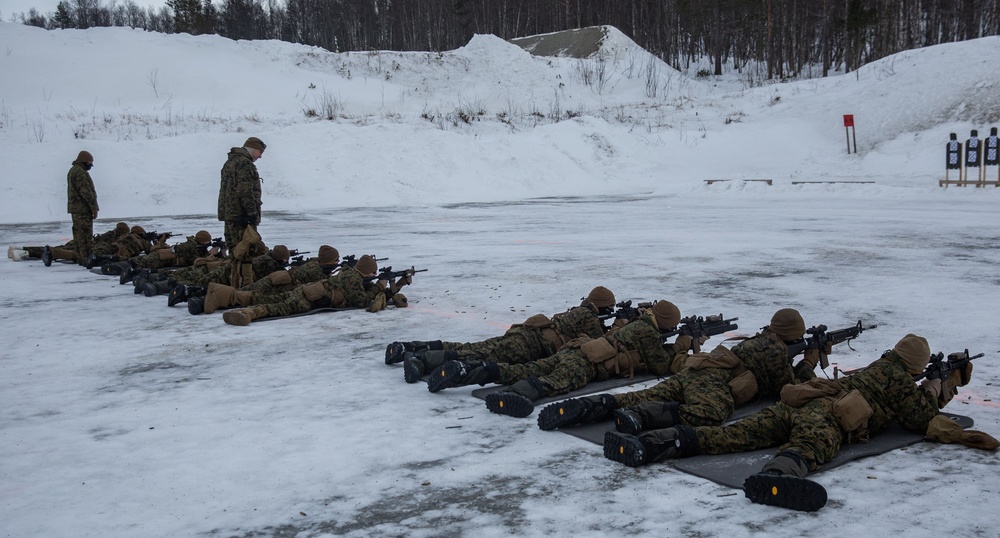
xmin=385 ymin=342 xmax=406 ymax=365
xmin=613 ymin=409 xmax=644 ymax=434
xmin=222 ymin=311 xmax=252 ymax=326
xmin=402 ymin=357 xmax=425 ymax=384
xmin=743 ymin=473 xmax=828 ymax=512
xmin=485 ymin=392 xmax=535 ymax=418
xmin=537 ymin=398 xmax=589 ymax=430
xmin=603 ymin=431 xmax=648 ymax=467
xmin=427 ymin=361 xmax=461 ymax=393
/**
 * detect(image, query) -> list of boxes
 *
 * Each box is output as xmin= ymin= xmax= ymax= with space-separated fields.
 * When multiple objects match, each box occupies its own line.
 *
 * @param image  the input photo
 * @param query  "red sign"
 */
xmin=843 ymin=114 xmax=855 ymax=127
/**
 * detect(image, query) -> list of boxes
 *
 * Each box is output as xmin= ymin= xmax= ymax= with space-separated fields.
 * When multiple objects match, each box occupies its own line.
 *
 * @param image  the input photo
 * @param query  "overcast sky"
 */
xmin=2 ymin=0 xmax=167 ymax=19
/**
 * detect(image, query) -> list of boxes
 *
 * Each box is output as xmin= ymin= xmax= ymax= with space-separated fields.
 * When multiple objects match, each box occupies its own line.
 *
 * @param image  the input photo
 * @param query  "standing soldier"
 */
xmin=67 ymin=150 xmax=99 ymax=266
xmin=219 ymin=137 xmax=266 ymax=250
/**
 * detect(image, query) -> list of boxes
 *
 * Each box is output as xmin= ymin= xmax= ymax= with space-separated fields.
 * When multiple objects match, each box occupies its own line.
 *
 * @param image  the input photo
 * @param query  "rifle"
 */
xmin=340 ymin=254 xmax=388 ymax=268
xmin=913 ymin=349 xmax=985 ymax=382
xmin=288 ymin=249 xmax=310 ymax=257
xmin=598 ymin=300 xmax=651 ymax=325
xmin=913 ymin=348 xmax=986 ymax=394
xmin=371 ymin=266 xmax=428 ymax=281
xmin=196 ymin=237 xmax=226 ymax=254
xmin=661 ymin=314 xmax=739 ymax=350
xmin=785 ymin=321 xmax=876 ymax=369
xmin=142 ymin=230 xmax=172 ymax=242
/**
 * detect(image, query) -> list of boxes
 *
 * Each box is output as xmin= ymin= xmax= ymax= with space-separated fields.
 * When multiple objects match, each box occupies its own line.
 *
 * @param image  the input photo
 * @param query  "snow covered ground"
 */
xmin=1 ymin=22 xmax=999 ymax=537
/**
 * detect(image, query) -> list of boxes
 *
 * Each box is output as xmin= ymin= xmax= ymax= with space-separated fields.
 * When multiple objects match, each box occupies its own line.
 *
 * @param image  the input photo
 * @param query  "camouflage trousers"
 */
xmin=224 ymin=221 xmax=249 ymax=255
xmin=614 ymin=367 xmax=736 ymax=427
xmin=70 ymin=213 xmax=94 ymax=263
xmin=243 ymin=275 xmax=293 ymax=295
xmin=497 ymin=348 xmax=609 ymax=396
xmin=692 ymin=399 xmax=843 ymax=471
xmin=169 ymin=263 xmax=231 ymax=287
xmin=442 ymin=327 xmax=556 ymax=365
xmin=258 ymin=289 xmax=314 ymax=319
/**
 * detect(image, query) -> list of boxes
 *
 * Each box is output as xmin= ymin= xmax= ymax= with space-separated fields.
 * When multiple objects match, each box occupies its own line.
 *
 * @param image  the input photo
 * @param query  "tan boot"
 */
xmin=203 ymin=283 xmax=237 ymax=314
xmin=223 ymin=305 xmax=267 ymax=326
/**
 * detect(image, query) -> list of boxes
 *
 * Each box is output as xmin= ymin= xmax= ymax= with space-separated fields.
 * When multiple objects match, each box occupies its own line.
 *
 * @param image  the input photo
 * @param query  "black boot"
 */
xmin=538 ymin=394 xmax=617 ymax=431
xmin=743 ymin=450 xmax=825 ymax=511
xmin=614 ymin=401 xmax=681 ymax=434
xmin=42 ymin=246 xmax=53 ymax=267
xmin=485 ymin=378 xmax=546 ymax=418
xmin=119 ymin=264 xmax=141 ymax=285
xmin=168 ymin=284 xmax=204 ymax=307
xmin=188 ymin=296 xmax=205 ymax=315
xmin=603 ymin=425 xmax=699 ymax=467
xmin=385 ymin=340 xmax=444 ymax=365
xmin=102 ymin=260 xmax=132 ymax=276
xmin=403 ymin=349 xmax=457 ymax=384
xmin=427 ymin=360 xmax=499 ymax=393
xmin=132 ymin=269 xmax=159 ymax=294
xmin=143 ymin=278 xmax=177 ymax=297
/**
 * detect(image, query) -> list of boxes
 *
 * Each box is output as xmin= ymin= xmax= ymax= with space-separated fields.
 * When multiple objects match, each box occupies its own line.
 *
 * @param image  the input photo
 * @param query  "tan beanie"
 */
xmin=586 ymin=286 xmax=616 ymax=309
xmin=652 ymin=300 xmax=681 ymax=330
xmin=244 ymin=137 xmax=266 ymax=152
xmin=270 ymin=245 xmax=290 ymax=262
xmin=195 ymin=230 xmax=212 ymax=244
xmin=317 ymin=245 xmax=340 ymax=266
xmin=355 ymin=254 xmax=377 ymax=276
xmin=75 ymin=150 xmax=94 ymax=163
xmin=130 ymin=225 xmax=146 ymax=235
xmin=770 ymin=308 xmax=806 ymax=341
xmin=894 ymin=333 xmax=930 ymax=374
xmin=114 ymin=222 xmax=129 ymax=236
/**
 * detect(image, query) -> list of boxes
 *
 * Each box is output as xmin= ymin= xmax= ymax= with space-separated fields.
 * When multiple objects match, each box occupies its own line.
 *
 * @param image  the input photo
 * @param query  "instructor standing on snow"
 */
xmin=67 ymin=150 xmax=99 ymax=266
xmin=218 ymin=136 xmax=266 ymax=250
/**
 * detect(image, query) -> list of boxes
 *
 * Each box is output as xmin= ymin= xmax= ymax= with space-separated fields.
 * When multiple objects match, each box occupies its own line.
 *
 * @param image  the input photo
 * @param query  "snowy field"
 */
xmin=1 ymin=21 xmax=999 ymax=537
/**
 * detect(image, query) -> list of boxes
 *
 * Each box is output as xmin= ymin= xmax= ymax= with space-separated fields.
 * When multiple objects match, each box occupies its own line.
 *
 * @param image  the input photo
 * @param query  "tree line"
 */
xmin=11 ymin=0 xmax=1000 ymax=80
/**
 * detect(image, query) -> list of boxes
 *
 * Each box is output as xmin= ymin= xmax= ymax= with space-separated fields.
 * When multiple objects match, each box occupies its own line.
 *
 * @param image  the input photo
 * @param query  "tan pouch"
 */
xmin=581 ymin=337 xmax=617 ymax=363
xmin=832 ymin=389 xmax=873 ymax=432
xmin=728 ymin=369 xmax=759 ymax=406
xmin=780 ymin=378 xmax=843 ymax=408
xmin=521 ymin=313 xmax=552 ymax=328
xmin=155 ymin=249 xmax=177 ymax=261
xmin=604 ymin=350 xmax=643 ymax=377
xmin=269 ymin=270 xmax=292 ymax=286
xmin=685 ymin=345 xmax=741 ymax=370
xmin=329 ymin=287 xmax=345 ymax=307
xmin=302 ymin=281 xmax=328 ymax=302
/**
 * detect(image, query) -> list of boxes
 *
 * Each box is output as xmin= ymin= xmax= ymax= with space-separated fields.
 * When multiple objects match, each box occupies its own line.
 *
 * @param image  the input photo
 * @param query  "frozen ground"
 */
xmin=2 ymin=190 xmax=999 ymax=537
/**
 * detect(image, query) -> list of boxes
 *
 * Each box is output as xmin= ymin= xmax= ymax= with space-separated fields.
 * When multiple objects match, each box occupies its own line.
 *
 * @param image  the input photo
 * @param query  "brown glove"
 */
xmin=391 ymin=293 xmax=408 ymax=308
xmin=673 ymin=335 xmax=694 ymax=353
xmin=801 ymin=348 xmax=821 ymax=369
xmin=926 ymin=414 xmax=1000 ymax=450
xmin=366 ymin=292 xmax=387 ymax=313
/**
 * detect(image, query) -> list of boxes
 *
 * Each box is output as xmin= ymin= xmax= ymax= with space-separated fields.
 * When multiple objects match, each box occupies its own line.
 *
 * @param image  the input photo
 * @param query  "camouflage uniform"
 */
xmin=440 ymin=302 xmax=608 ymax=365
xmin=22 ymin=224 xmax=126 ymax=262
xmin=114 ymin=232 xmax=153 ymax=259
xmin=218 ymin=147 xmax=262 ymax=249
xmin=131 ymin=235 xmax=208 ymax=270
xmin=170 ymin=252 xmax=285 ymax=287
xmin=251 ymin=266 xmax=382 ymax=319
xmin=497 ymin=316 xmax=678 ymax=396
xmin=241 ymin=258 xmax=328 ymax=294
xmin=613 ymin=327 xmax=814 ymax=427
xmin=67 ymin=157 xmax=99 ymax=264
xmin=693 ymin=351 xmax=939 ymax=470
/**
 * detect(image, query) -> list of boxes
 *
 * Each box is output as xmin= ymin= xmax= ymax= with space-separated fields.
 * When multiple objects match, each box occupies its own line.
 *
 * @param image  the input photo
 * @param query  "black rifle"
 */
xmin=288 ymin=249 xmax=310 ymax=257
xmin=913 ymin=349 xmax=985 ymax=382
xmin=196 ymin=237 xmax=226 ymax=254
xmin=371 ymin=266 xmax=428 ymax=281
xmin=598 ymin=300 xmax=651 ymax=326
xmin=142 ymin=231 xmax=172 ymax=242
xmin=785 ymin=321 xmax=876 ymax=369
xmin=340 ymin=254 xmax=388 ymax=268
xmin=661 ymin=314 xmax=739 ymax=350
xmin=284 ymin=250 xmax=312 ymax=268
